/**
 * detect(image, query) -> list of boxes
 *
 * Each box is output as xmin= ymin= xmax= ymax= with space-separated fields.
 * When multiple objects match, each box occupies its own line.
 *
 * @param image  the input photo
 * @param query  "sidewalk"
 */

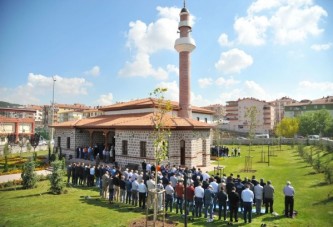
xmin=0 ymin=170 xmax=52 ymax=183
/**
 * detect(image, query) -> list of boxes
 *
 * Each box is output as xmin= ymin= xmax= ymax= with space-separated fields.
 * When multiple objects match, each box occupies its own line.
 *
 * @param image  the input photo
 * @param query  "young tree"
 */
xmin=245 ymin=106 xmax=258 ymax=140
xmin=3 ymin=143 xmax=10 ymax=172
xmin=21 ymin=159 xmax=38 ymax=189
xmin=149 ymin=87 xmax=172 ymax=223
xmin=275 ymin=117 xmax=299 ymax=138
xmin=49 ymin=160 xmax=65 ymax=194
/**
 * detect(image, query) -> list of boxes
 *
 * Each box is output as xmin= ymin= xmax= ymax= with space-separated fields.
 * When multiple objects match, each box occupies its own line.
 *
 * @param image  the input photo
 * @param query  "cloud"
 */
xmin=215 ymin=48 xmax=253 ymax=74
xmin=233 ymin=0 xmax=327 ymax=46
xmin=215 ymin=77 xmax=240 ymax=87
xmin=96 ymin=93 xmax=113 ymax=106
xmin=311 ymin=42 xmax=332 ymax=51
xmin=217 ymin=80 xmax=271 ymax=105
xmin=234 ymin=15 xmax=269 ymax=46
xmin=247 ymin=0 xmax=281 ymax=15
xmin=198 ymin=78 xmax=213 ymax=88
xmin=155 ymin=81 xmax=179 ymax=102
xmin=298 ymin=80 xmax=333 ymax=92
xmin=218 ymin=33 xmax=233 ymax=47
xmin=271 ymin=2 xmax=327 ymax=44
xmin=166 ymin=64 xmax=179 ymax=75
xmin=118 ymin=53 xmax=168 ymax=80
xmin=0 ymin=73 xmax=92 ymax=105
xmin=118 ymin=6 xmax=187 ymax=80
xmin=84 ymin=66 xmax=100 ymax=77
xmin=155 ymin=80 xmax=210 ymax=106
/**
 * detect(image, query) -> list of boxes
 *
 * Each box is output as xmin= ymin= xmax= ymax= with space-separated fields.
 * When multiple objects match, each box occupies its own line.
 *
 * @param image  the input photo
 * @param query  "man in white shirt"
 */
xmin=194 ymin=182 xmax=204 ymax=217
xmin=138 ymin=180 xmax=147 ymax=209
xmin=146 ymin=177 xmax=156 ymax=210
xmin=241 ymin=183 xmax=254 ymax=223
xmin=165 ymin=182 xmax=175 ymax=213
xmin=210 ymin=179 xmax=219 ymax=211
xmin=131 ymin=178 xmax=139 ymax=206
xmin=283 ymin=181 xmax=295 ymax=218
xmin=254 ymin=183 xmax=264 ymax=215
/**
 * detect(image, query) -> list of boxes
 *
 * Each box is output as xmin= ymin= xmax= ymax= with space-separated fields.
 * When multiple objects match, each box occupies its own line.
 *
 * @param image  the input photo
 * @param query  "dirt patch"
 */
xmin=129 ymin=217 xmax=178 ymax=227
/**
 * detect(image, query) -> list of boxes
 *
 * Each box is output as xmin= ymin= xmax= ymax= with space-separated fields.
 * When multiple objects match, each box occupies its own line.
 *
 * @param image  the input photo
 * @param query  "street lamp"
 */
xmin=184 ymin=170 xmax=192 ymax=227
xmin=50 ymin=76 xmax=56 ymax=149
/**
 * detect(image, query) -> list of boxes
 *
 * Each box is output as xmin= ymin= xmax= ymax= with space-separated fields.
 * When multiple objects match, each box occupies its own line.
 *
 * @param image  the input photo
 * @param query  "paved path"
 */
xmin=0 ymin=170 xmax=52 ymax=183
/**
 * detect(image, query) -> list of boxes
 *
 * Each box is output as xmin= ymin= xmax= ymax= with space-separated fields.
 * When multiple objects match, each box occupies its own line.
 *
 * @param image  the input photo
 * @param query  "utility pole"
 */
xmin=50 ymin=76 xmax=56 ymax=148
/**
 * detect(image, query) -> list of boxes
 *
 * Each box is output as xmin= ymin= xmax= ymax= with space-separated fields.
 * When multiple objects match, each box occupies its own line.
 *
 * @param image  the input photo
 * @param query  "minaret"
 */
xmin=174 ymin=1 xmax=196 ymax=119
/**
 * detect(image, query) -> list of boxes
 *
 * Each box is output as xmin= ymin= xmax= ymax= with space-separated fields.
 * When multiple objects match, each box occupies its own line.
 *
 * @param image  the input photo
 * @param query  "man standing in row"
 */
xmin=242 ymin=183 xmax=254 ymax=224
xmin=283 ymin=181 xmax=295 ymax=218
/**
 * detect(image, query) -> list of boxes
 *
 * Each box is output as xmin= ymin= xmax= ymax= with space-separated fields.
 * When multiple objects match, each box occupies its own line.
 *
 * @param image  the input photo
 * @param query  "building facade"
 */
xmin=284 ymin=96 xmax=333 ymax=118
xmin=223 ymin=98 xmax=275 ymax=135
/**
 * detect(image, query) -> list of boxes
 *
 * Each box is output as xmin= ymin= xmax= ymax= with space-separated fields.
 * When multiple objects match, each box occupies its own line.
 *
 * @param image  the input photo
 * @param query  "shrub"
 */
xmin=49 ymin=160 xmax=65 ymax=194
xmin=3 ymin=156 xmax=9 ymax=172
xmin=21 ymin=160 xmax=38 ymax=189
xmin=324 ymin=165 xmax=333 ymax=184
xmin=313 ymin=153 xmax=322 ymax=173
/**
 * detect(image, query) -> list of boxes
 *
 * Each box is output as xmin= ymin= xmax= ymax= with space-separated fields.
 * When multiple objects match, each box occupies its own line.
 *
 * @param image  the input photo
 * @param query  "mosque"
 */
xmin=52 ymin=3 xmax=214 ymax=168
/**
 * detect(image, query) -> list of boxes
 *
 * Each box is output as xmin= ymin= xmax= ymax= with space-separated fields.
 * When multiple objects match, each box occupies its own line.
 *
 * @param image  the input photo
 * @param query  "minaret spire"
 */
xmin=174 ymin=1 xmax=196 ymax=119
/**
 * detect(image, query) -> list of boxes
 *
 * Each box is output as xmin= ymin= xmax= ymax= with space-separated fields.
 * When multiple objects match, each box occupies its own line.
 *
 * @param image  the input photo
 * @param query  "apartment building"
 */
xmin=284 ymin=96 xmax=333 ymax=118
xmin=269 ymin=97 xmax=296 ymax=124
xmin=223 ymin=98 xmax=275 ymax=135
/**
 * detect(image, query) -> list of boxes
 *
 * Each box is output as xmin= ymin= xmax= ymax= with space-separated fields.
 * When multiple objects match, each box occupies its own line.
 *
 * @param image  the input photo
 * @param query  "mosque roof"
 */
xmin=51 ymin=112 xmax=212 ymax=130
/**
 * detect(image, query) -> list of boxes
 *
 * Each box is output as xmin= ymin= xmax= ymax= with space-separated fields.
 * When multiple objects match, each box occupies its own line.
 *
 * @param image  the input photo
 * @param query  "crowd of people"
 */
xmin=66 ymin=159 xmax=296 ymax=224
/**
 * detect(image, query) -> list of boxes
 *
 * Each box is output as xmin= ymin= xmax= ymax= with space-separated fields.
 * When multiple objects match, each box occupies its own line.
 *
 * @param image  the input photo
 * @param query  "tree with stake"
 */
xmin=149 ymin=88 xmax=172 ymax=224
xmin=244 ymin=106 xmax=258 ymax=171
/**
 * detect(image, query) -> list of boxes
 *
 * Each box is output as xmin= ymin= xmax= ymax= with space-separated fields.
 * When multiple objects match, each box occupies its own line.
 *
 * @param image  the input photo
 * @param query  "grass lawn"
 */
xmin=0 ymin=145 xmax=332 ymax=226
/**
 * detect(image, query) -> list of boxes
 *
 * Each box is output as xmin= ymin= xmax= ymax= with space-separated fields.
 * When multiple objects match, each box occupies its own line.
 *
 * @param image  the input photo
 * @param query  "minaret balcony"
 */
xmin=178 ymin=20 xmax=192 ymax=29
xmin=174 ymin=37 xmax=196 ymax=52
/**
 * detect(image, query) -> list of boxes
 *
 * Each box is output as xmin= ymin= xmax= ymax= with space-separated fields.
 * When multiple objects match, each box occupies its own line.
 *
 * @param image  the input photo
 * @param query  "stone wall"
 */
xmin=115 ymin=129 xmax=212 ymax=169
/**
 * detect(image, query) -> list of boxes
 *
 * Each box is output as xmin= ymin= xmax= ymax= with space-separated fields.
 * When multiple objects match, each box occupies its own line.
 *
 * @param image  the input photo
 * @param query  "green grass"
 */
xmin=0 ymin=145 xmax=332 ymax=227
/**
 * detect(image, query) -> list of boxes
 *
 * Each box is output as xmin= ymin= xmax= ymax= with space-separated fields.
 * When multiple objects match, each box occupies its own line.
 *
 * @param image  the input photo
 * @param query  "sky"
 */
xmin=0 ymin=0 xmax=332 ymax=107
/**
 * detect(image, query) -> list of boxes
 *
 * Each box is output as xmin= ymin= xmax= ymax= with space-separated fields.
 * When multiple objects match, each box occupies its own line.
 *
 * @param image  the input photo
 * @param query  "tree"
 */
xmin=150 ymin=88 xmax=172 ymax=165
xmin=3 ymin=142 xmax=10 ymax=172
xmin=244 ymin=106 xmax=258 ymax=140
xmin=49 ymin=160 xmax=65 ymax=194
xmin=275 ymin=117 xmax=299 ymax=138
xmin=298 ymin=110 xmax=333 ymax=137
xmin=21 ymin=159 xmax=38 ymax=189
xmin=149 ymin=87 xmax=172 ymax=223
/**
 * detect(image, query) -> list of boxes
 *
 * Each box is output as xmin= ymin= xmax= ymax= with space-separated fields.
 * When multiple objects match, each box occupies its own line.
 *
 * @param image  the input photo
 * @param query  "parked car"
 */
xmin=308 ymin=135 xmax=319 ymax=140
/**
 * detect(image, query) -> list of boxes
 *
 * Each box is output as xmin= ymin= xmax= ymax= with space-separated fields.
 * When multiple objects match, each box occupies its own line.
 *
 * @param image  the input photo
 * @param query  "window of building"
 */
xmin=57 ymin=136 xmax=61 ymax=148
xmin=140 ymin=141 xmax=146 ymax=157
xmin=122 ymin=140 xmax=128 ymax=155
xmin=66 ymin=137 xmax=70 ymax=149
xmin=204 ymin=118 xmax=208 ymax=123
xmin=197 ymin=117 xmax=200 ymax=121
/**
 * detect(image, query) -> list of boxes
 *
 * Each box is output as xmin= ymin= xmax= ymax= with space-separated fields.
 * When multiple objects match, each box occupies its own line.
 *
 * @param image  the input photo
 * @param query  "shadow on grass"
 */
xmin=262 ymin=215 xmax=285 ymax=222
xmin=0 ymin=186 xmax=24 ymax=192
xmin=14 ymin=191 xmax=50 ymax=198
xmin=312 ymin=196 xmax=333 ymax=206
xmin=310 ymin=181 xmax=328 ymax=187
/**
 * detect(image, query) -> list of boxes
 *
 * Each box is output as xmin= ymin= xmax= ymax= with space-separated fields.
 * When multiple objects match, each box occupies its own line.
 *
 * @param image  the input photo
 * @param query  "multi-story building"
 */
xmin=26 ymin=105 xmax=44 ymax=129
xmin=223 ymin=98 xmax=275 ymax=135
xmin=0 ymin=107 xmax=36 ymax=144
xmin=83 ymin=108 xmax=104 ymax=119
xmin=201 ymin=104 xmax=225 ymax=124
xmin=284 ymin=96 xmax=333 ymax=118
xmin=269 ymin=97 xmax=296 ymax=124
